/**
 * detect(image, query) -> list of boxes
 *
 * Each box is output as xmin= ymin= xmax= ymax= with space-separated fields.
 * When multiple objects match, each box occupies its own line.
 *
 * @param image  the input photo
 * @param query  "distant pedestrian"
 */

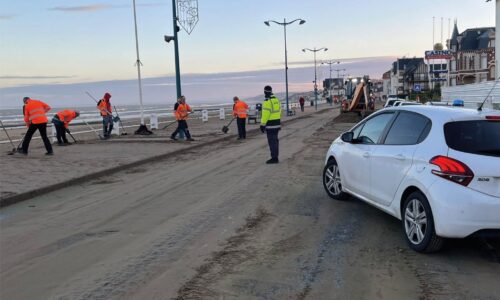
xmin=299 ymin=96 xmax=305 ymax=112
xmin=174 ymin=98 xmax=186 ymax=140
xmin=97 ymin=92 xmax=113 ymax=138
xmin=51 ymin=110 xmax=80 ymax=145
xmin=21 ymin=97 xmax=53 ymax=155
xmin=260 ymin=86 xmax=282 ymax=164
xmin=171 ymin=96 xmax=194 ymax=141
xmin=232 ymin=96 xmax=249 ymax=140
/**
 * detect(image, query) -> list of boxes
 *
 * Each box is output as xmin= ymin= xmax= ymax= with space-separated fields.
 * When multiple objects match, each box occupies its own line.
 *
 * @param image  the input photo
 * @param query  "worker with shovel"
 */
xmin=51 ymin=110 xmax=80 ymax=146
xmin=20 ymin=97 xmax=53 ymax=156
xmin=232 ymin=96 xmax=249 ymax=140
xmin=97 ymin=92 xmax=113 ymax=139
xmin=171 ymin=96 xmax=194 ymax=141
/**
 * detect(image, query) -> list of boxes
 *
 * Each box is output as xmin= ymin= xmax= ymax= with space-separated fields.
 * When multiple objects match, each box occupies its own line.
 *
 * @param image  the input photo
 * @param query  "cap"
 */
xmin=23 ymin=97 xmax=30 ymax=102
xmin=104 ymin=92 xmax=111 ymax=100
xmin=264 ymin=86 xmax=273 ymax=93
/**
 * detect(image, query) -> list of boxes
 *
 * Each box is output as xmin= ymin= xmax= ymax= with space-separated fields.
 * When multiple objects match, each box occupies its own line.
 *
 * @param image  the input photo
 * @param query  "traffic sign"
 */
xmin=413 ymin=84 xmax=421 ymax=92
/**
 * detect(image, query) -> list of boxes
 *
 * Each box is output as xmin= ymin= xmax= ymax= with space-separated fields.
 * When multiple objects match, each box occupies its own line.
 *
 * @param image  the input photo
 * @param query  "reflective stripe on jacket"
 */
xmin=56 ymin=110 xmax=77 ymax=128
xmin=24 ymin=99 xmax=50 ymax=125
xmin=260 ymin=96 xmax=281 ymax=129
xmin=175 ymin=103 xmax=192 ymax=120
xmin=233 ymin=100 xmax=249 ymax=118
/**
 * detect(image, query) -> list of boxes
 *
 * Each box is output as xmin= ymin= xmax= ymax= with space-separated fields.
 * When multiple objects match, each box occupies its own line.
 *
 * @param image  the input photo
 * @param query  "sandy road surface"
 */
xmin=1 ymin=110 xmax=499 ymax=300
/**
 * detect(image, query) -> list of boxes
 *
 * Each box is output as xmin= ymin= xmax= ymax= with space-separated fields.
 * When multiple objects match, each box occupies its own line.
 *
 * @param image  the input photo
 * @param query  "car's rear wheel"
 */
xmin=402 ymin=191 xmax=444 ymax=253
xmin=323 ymin=159 xmax=348 ymax=200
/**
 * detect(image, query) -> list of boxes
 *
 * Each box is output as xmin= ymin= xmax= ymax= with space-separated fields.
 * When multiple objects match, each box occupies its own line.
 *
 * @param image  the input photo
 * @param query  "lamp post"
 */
xmin=164 ymin=0 xmax=182 ymax=99
xmin=264 ymin=18 xmax=306 ymax=116
xmin=303 ymin=47 xmax=328 ymax=110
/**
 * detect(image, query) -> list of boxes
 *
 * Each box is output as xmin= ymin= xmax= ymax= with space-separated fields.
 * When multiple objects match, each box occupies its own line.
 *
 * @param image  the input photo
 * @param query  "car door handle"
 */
xmin=394 ymin=154 xmax=406 ymax=161
xmin=363 ymin=152 xmax=370 ymax=158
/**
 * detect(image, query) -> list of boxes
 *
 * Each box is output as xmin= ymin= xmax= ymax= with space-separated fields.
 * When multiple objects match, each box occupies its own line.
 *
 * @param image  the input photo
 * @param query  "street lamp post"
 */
xmin=333 ymin=62 xmax=346 ymax=105
xmin=265 ymin=18 xmax=306 ymax=117
xmin=303 ymin=47 xmax=328 ymax=110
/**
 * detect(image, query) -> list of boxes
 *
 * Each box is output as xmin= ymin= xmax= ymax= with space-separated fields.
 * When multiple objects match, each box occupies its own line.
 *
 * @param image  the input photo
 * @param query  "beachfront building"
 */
xmin=382 ymin=70 xmax=391 ymax=99
xmin=447 ymin=22 xmax=496 ymax=86
xmin=389 ymin=58 xmax=430 ymax=97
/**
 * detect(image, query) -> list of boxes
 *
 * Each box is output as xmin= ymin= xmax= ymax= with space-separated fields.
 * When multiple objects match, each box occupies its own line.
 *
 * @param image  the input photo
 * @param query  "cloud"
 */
xmin=48 ymin=4 xmax=114 ymax=12
xmin=0 ymin=15 xmax=15 ymax=20
xmin=48 ymin=2 xmax=165 ymax=12
xmin=0 ymin=75 xmax=76 ymax=80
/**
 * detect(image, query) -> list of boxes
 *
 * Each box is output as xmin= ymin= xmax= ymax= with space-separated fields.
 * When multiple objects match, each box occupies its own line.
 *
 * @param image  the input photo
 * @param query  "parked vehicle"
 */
xmin=323 ymin=106 xmax=500 ymax=252
xmin=384 ymin=97 xmax=406 ymax=107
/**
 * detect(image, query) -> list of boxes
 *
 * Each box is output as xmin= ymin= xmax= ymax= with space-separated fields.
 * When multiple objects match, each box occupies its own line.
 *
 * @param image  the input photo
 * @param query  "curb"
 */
xmin=1 ymin=107 xmax=337 ymax=208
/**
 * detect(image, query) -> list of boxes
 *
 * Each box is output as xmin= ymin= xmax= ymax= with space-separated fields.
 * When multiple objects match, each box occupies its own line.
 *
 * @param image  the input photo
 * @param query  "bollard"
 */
xmin=150 ymin=113 xmax=159 ymax=129
xmin=202 ymin=110 xmax=208 ymax=122
xmin=219 ymin=108 xmax=225 ymax=120
xmin=51 ymin=124 xmax=57 ymax=143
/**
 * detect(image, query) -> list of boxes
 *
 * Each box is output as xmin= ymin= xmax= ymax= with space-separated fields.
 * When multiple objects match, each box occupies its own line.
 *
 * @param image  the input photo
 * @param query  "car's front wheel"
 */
xmin=402 ymin=191 xmax=444 ymax=253
xmin=323 ymin=159 xmax=348 ymax=200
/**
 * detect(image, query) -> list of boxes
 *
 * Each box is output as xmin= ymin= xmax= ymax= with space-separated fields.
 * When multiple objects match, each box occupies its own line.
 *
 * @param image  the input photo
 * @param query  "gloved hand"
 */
xmin=260 ymin=125 xmax=266 ymax=133
xmin=66 ymin=129 xmax=71 ymax=134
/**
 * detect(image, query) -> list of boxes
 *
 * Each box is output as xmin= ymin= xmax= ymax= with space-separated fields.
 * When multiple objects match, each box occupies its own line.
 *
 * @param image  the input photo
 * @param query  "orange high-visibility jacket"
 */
xmin=24 ymin=99 xmax=51 ymax=126
xmin=97 ymin=100 xmax=112 ymax=116
xmin=56 ymin=110 xmax=78 ymax=128
xmin=233 ymin=100 xmax=249 ymax=118
xmin=175 ymin=103 xmax=192 ymax=120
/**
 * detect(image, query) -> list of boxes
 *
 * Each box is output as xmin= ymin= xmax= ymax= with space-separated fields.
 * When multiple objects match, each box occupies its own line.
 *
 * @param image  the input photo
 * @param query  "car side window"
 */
xmin=384 ymin=112 xmax=431 ymax=145
xmin=352 ymin=123 xmax=364 ymax=139
xmin=357 ymin=113 xmax=395 ymax=144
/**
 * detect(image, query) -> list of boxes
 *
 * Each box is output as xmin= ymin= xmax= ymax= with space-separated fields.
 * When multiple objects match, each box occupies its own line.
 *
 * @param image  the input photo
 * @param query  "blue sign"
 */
xmin=413 ymin=84 xmax=421 ymax=92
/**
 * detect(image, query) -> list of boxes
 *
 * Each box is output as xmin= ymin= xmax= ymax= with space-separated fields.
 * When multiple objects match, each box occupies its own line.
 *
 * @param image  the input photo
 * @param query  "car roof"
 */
xmin=381 ymin=106 xmax=500 ymax=123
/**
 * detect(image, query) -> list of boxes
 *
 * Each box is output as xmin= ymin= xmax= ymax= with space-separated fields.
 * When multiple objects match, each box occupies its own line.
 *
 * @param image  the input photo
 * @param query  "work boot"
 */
xmin=266 ymin=158 xmax=279 ymax=164
xmin=45 ymin=152 xmax=54 ymax=156
xmin=18 ymin=149 xmax=27 ymax=155
xmin=170 ymin=135 xmax=177 ymax=141
xmin=65 ymin=142 xmax=72 ymax=145
xmin=57 ymin=142 xmax=67 ymax=146
xmin=186 ymin=138 xmax=195 ymax=141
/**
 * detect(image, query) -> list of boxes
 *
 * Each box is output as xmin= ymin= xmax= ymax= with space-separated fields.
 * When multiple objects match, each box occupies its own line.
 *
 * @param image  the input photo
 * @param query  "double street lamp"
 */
xmin=264 ymin=18 xmax=306 ymax=116
xmin=302 ymin=47 xmax=328 ymax=110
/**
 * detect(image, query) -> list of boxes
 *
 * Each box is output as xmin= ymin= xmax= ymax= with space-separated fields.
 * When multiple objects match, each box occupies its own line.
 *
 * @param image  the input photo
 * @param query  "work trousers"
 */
xmin=237 ymin=117 xmax=246 ymax=139
xmin=22 ymin=123 xmax=53 ymax=154
xmin=300 ymin=103 xmax=305 ymax=112
xmin=266 ymin=128 xmax=279 ymax=160
xmin=172 ymin=120 xmax=192 ymax=139
xmin=102 ymin=115 xmax=114 ymax=137
xmin=54 ymin=123 xmax=68 ymax=144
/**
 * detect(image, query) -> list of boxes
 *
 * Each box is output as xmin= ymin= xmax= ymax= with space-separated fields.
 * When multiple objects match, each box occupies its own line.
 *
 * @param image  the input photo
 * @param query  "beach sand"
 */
xmin=1 ymin=103 xmax=337 ymax=202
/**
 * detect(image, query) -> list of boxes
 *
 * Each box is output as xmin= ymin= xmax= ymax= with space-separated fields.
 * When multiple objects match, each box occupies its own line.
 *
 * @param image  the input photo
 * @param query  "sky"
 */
xmin=0 ymin=0 xmax=496 ymax=107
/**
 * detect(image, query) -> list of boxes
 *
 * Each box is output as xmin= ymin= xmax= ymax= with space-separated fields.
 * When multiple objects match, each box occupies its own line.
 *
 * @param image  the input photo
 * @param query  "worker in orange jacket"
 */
xmin=51 ymin=110 xmax=80 ymax=145
xmin=97 ymin=92 xmax=113 ymax=138
xmin=20 ymin=97 xmax=53 ymax=155
xmin=232 ymin=96 xmax=249 ymax=140
xmin=171 ymin=96 xmax=194 ymax=141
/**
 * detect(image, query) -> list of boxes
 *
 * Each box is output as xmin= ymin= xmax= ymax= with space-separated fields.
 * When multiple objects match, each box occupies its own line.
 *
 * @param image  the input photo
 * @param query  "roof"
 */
xmin=392 ymin=58 xmax=424 ymax=75
xmin=459 ymin=27 xmax=495 ymax=51
xmin=450 ymin=21 xmax=460 ymax=46
xmin=386 ymin=105 xmax=500 ymax=124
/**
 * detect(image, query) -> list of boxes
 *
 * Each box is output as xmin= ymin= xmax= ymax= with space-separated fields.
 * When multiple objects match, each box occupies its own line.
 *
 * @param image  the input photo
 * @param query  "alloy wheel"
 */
xmin=325 ymin=164 xmax=342 ymax=196
xmin=404 ymin=199 xmax=428 ymax=245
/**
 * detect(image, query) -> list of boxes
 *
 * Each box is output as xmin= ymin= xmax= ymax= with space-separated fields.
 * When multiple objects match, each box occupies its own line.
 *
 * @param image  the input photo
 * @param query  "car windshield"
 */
xmin=444 ymin=120 xmax=500 ymax=157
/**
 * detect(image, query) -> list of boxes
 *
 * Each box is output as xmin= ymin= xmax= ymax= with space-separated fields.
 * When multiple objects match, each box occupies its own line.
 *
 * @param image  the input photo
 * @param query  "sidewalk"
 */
xmin=1 ymin=104 xmax=339 ymax=207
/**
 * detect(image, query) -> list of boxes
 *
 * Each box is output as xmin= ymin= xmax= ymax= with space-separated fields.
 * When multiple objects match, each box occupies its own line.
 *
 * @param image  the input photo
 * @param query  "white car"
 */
xmin=323 ymin=106 xmax=500 ymax=252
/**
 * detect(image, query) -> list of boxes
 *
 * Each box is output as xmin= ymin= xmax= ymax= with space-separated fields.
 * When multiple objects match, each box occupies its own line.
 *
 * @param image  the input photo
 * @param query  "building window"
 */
xmin=451 ymin=60 xmax=456 ymax=72
xmin=481 ymin=55 xmax=487 ymax=69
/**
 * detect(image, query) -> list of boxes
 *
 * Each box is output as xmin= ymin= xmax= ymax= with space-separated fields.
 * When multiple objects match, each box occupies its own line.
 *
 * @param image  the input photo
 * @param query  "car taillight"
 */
xmin=429 ymin=156 xmax=474 ymax=186
xmin=485 ymin=116 xmax=500 ymax=121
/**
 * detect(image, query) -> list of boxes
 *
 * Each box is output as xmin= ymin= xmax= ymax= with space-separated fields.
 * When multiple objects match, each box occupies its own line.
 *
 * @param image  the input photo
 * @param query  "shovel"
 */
xmin=66 ymin=129 xmax=78 ymax=144
xmin=1 ymin=120 xmax=17 ymax=155
xmin=221 ymin=117 xmax=236 ymax=134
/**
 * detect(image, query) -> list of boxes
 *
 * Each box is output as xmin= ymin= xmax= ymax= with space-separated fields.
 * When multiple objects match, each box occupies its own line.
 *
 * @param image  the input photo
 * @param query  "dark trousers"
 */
xmin=22 ymin=123 xmax=53 ymax=154
xmin=55 ymin=124 xmax=68 ymax=143
xmin=102 ymin=115 xmax=114 ymax=137
xmin=300 ymin=103 xmax=305 ymax=112
xmin=237 ymin=117 xmax=246 ymax=138
xmin=266 ymin=128 xmax=279 ymax=160
xmin=172 ymin=120 xmax=191 ymax=139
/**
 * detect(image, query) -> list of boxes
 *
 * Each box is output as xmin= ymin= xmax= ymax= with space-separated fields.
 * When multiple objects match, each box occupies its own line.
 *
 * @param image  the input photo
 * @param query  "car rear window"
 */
xmin=444 ymin=120 xmax=500 ymax=157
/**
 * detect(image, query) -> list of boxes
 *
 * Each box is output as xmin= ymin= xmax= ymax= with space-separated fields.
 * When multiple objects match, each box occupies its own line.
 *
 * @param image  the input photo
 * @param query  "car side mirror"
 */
xmin=341 ymin=132 xmax=354 ymax=143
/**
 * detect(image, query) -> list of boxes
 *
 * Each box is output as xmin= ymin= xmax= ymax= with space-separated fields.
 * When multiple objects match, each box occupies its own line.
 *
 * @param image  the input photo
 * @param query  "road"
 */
xmin=1 ymin=109 xmax=499 ymax=300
